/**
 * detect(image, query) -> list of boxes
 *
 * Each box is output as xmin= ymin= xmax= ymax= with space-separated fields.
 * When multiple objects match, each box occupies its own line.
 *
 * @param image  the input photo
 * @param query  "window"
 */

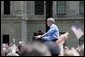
xmin=4 ymin=1 xmax=10 ymax=14
xmin=56 ymin=1 xmax=66 ymax=16
xmin=79 ymin=1 xmax=84 ymax=15
xmin=35 ymin=1 xmax=44 ymax=15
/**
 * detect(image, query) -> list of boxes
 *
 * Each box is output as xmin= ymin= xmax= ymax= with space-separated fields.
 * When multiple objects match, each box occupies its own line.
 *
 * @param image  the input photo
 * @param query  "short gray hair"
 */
xmin=47 ymin=18 xmax=55 ymax=23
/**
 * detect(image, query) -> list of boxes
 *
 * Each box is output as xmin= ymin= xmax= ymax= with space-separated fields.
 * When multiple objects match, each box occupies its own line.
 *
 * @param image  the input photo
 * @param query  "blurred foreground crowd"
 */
xmin=1 ymin=32 xmax=84 ymax=56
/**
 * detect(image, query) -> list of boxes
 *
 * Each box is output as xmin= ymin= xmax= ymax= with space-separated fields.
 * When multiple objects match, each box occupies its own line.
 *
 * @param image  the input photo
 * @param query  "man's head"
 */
xmin=47 ymin=18 xmax=55 ymax=26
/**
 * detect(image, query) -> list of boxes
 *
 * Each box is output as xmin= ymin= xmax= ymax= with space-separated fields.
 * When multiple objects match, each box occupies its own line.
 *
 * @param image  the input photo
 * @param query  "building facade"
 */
xmin=1 ymin=1 xmax=84 ymax=48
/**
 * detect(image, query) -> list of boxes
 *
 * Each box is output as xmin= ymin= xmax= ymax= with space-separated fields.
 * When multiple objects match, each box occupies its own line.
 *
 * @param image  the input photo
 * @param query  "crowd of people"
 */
xmin=1 ymin=32 xmax=84 ymax=56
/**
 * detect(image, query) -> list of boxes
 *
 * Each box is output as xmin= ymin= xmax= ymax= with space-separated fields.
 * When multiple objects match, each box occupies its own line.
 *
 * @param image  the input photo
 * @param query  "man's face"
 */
xmin=47 ymin=21 xmax=51 ymax=27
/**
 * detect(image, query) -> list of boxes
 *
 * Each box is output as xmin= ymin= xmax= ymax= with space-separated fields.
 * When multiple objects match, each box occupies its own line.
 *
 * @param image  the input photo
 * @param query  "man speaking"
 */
xmin=35 ymin=18 xmax=60 ymax=42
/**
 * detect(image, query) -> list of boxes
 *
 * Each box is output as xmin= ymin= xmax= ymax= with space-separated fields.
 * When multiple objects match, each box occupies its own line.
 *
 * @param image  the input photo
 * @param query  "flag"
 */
xmin=71 ymin=23 xmax=84 ymax=39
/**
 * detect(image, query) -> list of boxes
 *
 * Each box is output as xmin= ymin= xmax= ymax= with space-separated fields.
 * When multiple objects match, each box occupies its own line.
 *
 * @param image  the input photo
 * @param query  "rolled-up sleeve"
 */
xmin=42 ymin=26 xmax=55 ymax=37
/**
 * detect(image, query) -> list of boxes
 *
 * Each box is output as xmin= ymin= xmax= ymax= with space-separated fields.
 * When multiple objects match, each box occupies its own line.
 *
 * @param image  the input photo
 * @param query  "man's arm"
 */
xmin=41 ymin=26 xmax=56 ymax=37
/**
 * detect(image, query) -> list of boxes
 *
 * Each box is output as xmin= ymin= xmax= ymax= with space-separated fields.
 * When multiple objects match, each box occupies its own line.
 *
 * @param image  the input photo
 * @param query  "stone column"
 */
xmin=21 ymin=1 xmax=27 ymax=43
xmin=53 ymin=1 xmax=56 ymax=18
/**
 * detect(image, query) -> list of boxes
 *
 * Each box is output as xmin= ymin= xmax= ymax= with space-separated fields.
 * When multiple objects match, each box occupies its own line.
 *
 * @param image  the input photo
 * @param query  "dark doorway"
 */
xmin=3 ymin=35 xmax=9 ymax=45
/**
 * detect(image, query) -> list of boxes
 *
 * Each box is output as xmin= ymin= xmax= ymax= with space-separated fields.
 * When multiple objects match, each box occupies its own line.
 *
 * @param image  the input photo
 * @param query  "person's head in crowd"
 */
xmin=64 ymin=46 xmax=69 ymax=50
xmin=44 ymin=41 xmax=60 ymax=56
xmin=64 ymin=49 xmax=74 ymax=56
xmin=1 ymin=48 xmax=5 ymax=56
xmin=38 ymin=30 xmax=42 ymax=33
xmin=37 ymin=30 xmax=43 ymax=35
xmin=33 ymin=32 xmax=37 ymax=36
xmin=18 ymin=41 xmax=51 ymax=56
xmin=78 ymin=44 xmax=84 ymax=56
xmin=64 ymin=47 xmax=80 ymax=56
xmin=6 ymin=52 xmax=19 ymax=56
xmin=1 ymin=43 xmax=9 ymax=56
xmin=17 ymin=41 xmax=25 ymax=53
xmin=2 ymin=43 xmax=9 ymax=49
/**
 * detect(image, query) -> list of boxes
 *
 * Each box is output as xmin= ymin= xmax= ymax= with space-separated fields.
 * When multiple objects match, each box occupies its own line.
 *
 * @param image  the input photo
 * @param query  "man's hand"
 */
xmin=35 ymin=35 xmax=42 ymax=39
